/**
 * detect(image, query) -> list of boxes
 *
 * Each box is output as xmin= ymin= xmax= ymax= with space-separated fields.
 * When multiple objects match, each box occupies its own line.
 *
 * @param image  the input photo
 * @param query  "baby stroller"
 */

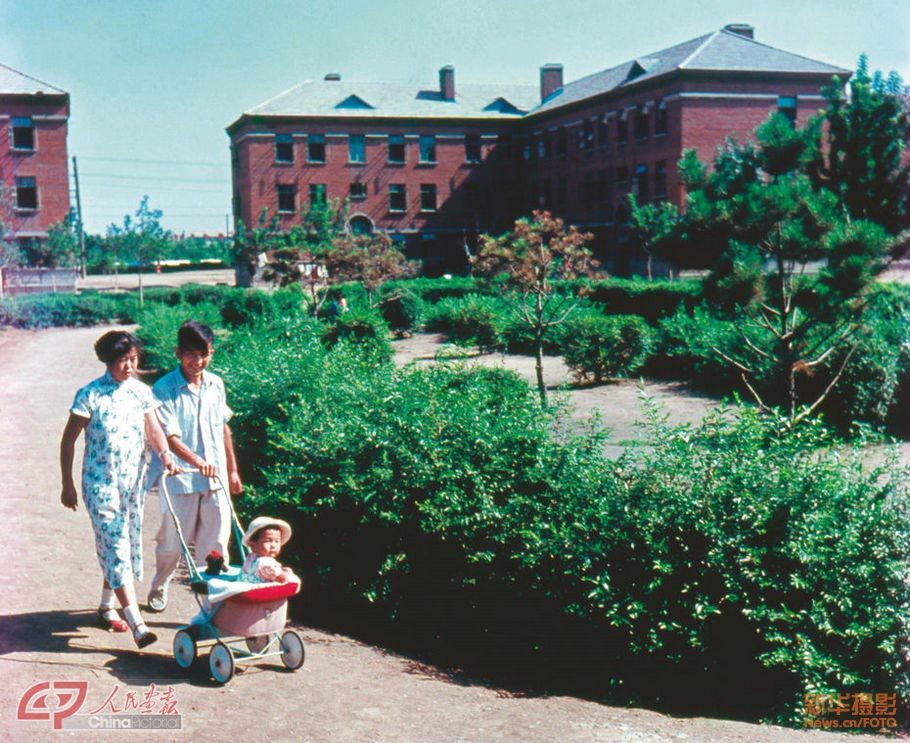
xmin=158 ymin=472 xmax=304 ymax=684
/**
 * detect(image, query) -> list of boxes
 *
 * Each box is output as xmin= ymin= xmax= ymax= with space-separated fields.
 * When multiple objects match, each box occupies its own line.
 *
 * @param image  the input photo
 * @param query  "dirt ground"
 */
xmin=0 ymin=324 xmax=897 ymax=743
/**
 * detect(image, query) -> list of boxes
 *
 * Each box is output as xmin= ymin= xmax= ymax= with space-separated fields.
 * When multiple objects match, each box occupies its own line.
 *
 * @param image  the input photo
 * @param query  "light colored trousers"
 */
xmin=150 ymin=489 xmax=230 ymax=592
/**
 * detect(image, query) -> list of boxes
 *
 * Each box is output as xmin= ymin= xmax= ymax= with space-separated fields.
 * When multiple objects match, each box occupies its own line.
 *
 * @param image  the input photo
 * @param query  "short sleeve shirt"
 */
xmin=71 ymin=372 xmax=158 ymax=498
xmin=149 ymin=367 xmax=233 ymax=494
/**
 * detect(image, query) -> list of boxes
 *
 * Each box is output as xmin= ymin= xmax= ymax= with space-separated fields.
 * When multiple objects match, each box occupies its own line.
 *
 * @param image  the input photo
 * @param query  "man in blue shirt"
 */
xmin=146 ymin=320 xmax=243 ymax=612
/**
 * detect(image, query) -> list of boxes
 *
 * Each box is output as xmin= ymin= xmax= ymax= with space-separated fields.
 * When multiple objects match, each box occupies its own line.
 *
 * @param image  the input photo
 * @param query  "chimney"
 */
xmin=540 ymin=64 xmax=563 ymax=101
xmin=324 ymin=73 xmax=341 ymax=81
xmin=724 ymin=24 xmax=754 ymax=40
xmin=439 ymin=65 xmax=455 ymax=101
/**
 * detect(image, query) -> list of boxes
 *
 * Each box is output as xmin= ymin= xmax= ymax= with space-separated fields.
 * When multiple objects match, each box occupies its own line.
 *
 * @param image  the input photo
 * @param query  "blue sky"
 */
xmin=2 ymin=0 xmax=907 ymax=236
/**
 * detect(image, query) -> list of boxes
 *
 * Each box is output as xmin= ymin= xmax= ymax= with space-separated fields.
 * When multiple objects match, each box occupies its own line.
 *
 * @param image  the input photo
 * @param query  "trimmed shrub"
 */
xmin=561 ymin=313 xmax=654 ymax=384
xmin=424 ymin=293 xmax=505 ymax=349
xmin=564 ymin=277 xmax=703 ymax=323
xmin=378 ymin=288 xmax=424 ymax=332
xmin=321 ymin=309 xmax=392 ymax=362
xmin=0 ymin=292 xmax=124 ymax=328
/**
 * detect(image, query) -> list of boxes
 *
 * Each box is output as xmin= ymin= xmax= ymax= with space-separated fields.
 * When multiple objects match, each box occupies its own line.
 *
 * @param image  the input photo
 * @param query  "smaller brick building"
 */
xmin=227 ymin=25 xmax=850 ymax=275
xmin=0 ymin=63 xmax=71 ymax=249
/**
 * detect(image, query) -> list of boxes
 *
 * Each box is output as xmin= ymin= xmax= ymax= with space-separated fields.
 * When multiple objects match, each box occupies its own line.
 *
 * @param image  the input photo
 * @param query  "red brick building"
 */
xmin=227 ymin=25 xmax=849 ymax=275
xmin=0 ymin=63 xmax=70 ymax=250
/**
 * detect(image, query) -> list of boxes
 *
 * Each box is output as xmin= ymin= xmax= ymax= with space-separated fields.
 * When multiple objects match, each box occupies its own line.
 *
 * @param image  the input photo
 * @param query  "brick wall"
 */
xmin=0 ymin=94 xmax=70 ymax=238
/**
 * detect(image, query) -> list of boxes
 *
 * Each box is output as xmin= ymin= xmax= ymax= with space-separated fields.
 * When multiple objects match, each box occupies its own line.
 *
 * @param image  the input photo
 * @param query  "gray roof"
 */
xmin=236 ymin=27 xmax=851 ymax=125
xmin=0 ymin=62 xmax=67 ymax=96
xmin=531 ymin=28 xmax=850 ymax=115
xmin=244 ymin=80 xmax=539 ymax=120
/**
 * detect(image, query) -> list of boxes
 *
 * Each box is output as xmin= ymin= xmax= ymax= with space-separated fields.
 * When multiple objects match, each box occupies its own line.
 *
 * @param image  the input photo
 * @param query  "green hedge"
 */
xmin=208 ymin=316 xmax=910 ymax=723
xmin=0 ymin=292 xmax=128 ymax=328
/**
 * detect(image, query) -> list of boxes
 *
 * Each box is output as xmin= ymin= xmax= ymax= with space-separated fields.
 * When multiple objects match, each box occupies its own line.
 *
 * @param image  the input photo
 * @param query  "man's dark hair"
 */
xmin=94 ymin=330 xmax=142 ymax=364
xmin=177 ymin=320 xmax=215 ymax=353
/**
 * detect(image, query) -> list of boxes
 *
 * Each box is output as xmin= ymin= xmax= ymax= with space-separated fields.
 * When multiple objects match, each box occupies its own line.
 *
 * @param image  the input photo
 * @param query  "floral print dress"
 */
xmin=71 ymin=372 xmax=158 ymax=589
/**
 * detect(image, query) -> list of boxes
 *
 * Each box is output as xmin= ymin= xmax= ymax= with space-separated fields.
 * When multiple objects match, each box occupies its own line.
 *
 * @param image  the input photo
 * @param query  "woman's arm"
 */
xmin=60 ymin=413 xmax=88 ymax=511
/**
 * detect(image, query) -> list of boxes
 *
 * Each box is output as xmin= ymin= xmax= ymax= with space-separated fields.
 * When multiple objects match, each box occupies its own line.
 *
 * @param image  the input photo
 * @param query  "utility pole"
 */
xmin=72 ymin=156 xmax=87 ymax=278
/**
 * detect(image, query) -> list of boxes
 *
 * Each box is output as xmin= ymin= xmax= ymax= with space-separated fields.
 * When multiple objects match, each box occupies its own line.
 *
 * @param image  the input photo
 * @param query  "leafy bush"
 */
xmin=561 ymin=313 xmax=654 ymax=383
xmin=0 ymin=292 xmax=124 ymax=328
xmin=565 ymin=277 xmax=702 ymax=323
xmin=377 ymin=288 xmax=424 ymax=332
xmin=424 ymin=293 xmax=505 ymax=349
xmin=206 ymin=311 xmax=910 ymax=724
xmin=134 ymin=301 xmax=223 ymax=374
xmin=320 ymin=309 xmax=392 ymax=362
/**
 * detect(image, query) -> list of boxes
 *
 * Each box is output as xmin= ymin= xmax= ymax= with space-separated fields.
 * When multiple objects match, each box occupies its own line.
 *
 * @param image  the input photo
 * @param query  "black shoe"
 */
xmin=133 ymin=628 xmax=158 ymax=649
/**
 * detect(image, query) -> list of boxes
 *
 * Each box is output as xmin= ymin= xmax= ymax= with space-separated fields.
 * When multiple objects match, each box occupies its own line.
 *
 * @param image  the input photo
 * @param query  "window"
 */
xmin=350 ymin=182 xmax=367 ymax=199
xmin=536 ymin=133 xmax=546 ymax=159
xmin=464 ymin=134 xmax=481 ymax=163
xmin=496 ymin=134 xmax=512 ymax=161
xmin=14 ymin=176 xmax=37 ymax=209
xmin=276 ymin=184 xmax=296 ymax=213
xmin=389 ymin=183 xmax=406 ymax=212
xmin=275 ymin=134 xmax=293 ymax=163
xmin=521 ymin=136 xmax=531 ymax=161
xmin=655 ymin=161 xmax=667 ymax=198
xmin=598 ymin=116 xmax=609 ymax=147
xmin=655 ymin=100 xmax=668 ymax=135
xmin=556 ymin=176 xmax=567 ymax=206
xmin=597 ymin=169 xmax=610 ymax=205
xmin=307 ymin=134 xmax=326 ymax=163
xmin=616 ymin=166 xmax=629 ymax=184
xmin=778 ymin=96 xmax=797 ymax=125
xmin=542 ymin=131 xmax=552 ymax=159
xmin=309 ymin=183 xmax=326 ymax=205
xmin=419 ymin=135 xmax=436 ymax=163
xmin=348 ymin=134 xmax=365 ymax=164
xmin=579 ymin=120 xmax=593 ymax=150
xmin=420 ymin=184 xmax=437 ymax=212
xmin=635 ymin=105 xmax=650 ymax=140
xmin=556 ymin=127 xmax=567 ymax=157
xmin=617 ymin=113 xmax=628 ymax=144
xmin=580 ymin=172 xmax=595 ymax=207
xmin=388 ymin=135 xmax=405 ymax=164
xmin=11 ymin=118 xmax=34 ymax=150
xmin=634 ymin=164 xmax=649 ymax=201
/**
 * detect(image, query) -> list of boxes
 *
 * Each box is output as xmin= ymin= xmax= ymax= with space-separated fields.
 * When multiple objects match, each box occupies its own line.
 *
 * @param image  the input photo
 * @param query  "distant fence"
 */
xmin=0 ymin=267 xmax=78 ymax=298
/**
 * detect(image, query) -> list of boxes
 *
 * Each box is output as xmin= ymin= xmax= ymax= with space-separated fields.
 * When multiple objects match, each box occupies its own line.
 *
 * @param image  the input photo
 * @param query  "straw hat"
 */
xmin=242 ymin=516 xmax=292 ymax=547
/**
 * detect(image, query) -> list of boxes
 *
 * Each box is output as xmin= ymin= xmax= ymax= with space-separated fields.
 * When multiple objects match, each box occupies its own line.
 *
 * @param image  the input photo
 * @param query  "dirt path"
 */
xmin=0 ymin=326 xmax=890 ymax=742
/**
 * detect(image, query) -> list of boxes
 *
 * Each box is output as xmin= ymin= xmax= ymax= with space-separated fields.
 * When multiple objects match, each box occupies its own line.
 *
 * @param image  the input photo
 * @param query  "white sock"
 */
xmin=122 ymin=604 xmax=145 ymax=631
xmin=100 ymin=588 xmax=116 ymax=610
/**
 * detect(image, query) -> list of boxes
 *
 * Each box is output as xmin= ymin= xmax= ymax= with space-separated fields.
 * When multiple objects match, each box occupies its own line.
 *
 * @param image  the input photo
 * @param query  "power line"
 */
xmin=79 ymin=173 xmax=229 ymax=185
xmin=78 ymin=155 xmax=229 ymax=168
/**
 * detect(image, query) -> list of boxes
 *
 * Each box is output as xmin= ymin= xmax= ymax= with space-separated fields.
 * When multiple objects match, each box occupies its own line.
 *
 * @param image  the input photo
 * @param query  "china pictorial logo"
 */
xmin=17 ymin=680 xmax=182 ymax=731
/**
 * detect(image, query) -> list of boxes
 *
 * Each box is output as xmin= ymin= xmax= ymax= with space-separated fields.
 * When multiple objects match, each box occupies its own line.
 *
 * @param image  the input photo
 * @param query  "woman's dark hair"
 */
xmin=177 ymin=320 xmax=215 ymax=354
xmin=94 ymin=330 xmax=141 ymax=365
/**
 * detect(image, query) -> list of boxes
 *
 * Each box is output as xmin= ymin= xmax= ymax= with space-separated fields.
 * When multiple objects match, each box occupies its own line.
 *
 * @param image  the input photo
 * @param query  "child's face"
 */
xmin=176 ymin=344 xmax=213 ymax=378
xmin=108 ymin=348 xmax=139 ymax=382
xmin=252 ymin=528 xmax=283 ymax=558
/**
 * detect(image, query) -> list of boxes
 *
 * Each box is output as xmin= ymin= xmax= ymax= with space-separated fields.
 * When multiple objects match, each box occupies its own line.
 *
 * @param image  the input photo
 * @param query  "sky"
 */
xmin=2 ymin=0 xmax=908 ymax=237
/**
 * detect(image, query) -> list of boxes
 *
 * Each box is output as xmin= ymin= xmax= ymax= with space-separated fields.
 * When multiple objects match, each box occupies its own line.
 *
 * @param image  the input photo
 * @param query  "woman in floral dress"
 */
xmin=60 ymin=330 xmax=178 ymax=648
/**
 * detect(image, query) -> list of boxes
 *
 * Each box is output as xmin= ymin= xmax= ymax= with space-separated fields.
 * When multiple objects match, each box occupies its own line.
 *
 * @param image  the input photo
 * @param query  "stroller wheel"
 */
xmin=173 ymin=630 xmax=197 ymax=669
xmin=209 ymin=642 xmax=235 ymax=684
xmin=279 ymin=630 xmax=305 ymax=671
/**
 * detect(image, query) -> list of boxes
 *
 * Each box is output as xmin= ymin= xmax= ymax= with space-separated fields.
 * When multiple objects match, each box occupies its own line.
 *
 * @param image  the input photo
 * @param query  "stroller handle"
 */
xmin=155 ymin=467 xmax=249 ymax=582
